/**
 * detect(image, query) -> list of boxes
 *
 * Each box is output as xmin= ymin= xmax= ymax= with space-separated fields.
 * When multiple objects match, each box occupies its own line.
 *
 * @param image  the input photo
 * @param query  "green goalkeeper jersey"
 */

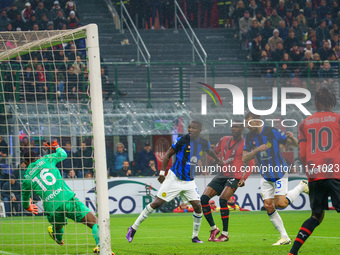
xmin=22 ymin=147 xmax=75 ymax=212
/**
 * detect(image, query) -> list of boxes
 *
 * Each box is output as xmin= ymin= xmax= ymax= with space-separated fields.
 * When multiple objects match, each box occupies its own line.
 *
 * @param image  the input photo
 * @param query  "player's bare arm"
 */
xmin=242 ymin=144 xmax=268 ymax=163
xmin=206 ymin=149 xmax=224 ymax=166
xmin=158 ymin=147 xmax=176 ymax=184
xmin=285 ymin=131 xmax=298 ymax=147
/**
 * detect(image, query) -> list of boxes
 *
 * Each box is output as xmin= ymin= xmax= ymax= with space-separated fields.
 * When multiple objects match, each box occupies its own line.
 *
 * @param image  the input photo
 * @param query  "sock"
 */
xmin=132 ymin=203 xmax=155 ymax=230
xmin=222 ymin=231 xmax=229 ymax=236
xmin=268 ymin=210 xmax=288 ymax=238
xmin=286 ymin=182 xmax=304 ymax=204
xmin=53 ymin=226 xmax=64 ymax=242
xmin=289 ymin=217 xmax=320 ymax=255
xmin=92 ymin=224 xmax=99 ymax=246
xmin=192 ymin=212 xmax=203 ymax=238
xmin=220 ymin=198 xmax=230 ymax=233
xmin=201 ymin=195 xmax=215 ymax=228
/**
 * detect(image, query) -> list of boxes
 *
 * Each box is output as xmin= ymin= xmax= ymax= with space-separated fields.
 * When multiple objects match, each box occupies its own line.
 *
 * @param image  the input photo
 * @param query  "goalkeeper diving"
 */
xmin=21 ymin=140 xmax=114 ymax=254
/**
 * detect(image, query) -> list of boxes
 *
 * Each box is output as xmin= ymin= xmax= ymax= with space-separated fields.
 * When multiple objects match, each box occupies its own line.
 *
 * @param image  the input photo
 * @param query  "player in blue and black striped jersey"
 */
xmin=126 ymin=120 xmax=223 ymax=243
xmin=242 ymin=112 xmax=309 ymax=246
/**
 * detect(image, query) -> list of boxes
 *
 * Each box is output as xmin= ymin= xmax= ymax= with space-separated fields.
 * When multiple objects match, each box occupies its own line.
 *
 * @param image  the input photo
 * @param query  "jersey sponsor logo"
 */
xmin=45 ymin=187 xmax=62 ymax=201
xmin=260 ymin=151 xmax=271 ymax=160
xmin=187 ymin=156 xmax=198 ymax=166
xmin=26 ymin=160 xmax=45 ymax=177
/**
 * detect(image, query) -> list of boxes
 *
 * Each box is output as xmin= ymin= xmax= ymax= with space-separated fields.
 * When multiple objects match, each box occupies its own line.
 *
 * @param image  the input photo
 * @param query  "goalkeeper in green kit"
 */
xmin=21 ymin=140 xmax=113 ymax=254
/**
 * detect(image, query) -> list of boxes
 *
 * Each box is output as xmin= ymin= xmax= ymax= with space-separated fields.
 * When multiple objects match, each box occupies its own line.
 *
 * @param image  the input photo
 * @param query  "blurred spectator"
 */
xmin=66 ymin=65 xmax=78 ymax=97
xmin=317 ymin=0 xmax=329 ymax=20
xmin=331 ymin=33 xmax=340 ymax=48
xmin=264 ymin=0 xmax=273 ymax=17
xmin=67 ymin=10 xmax=79 ymax=29
xmin=272 ymin=42 xmax=285 ymax=61
xmin=50 ymin=1 xmax=65 ymax=21
xmin=143 ymin=160 xmax=158 ymax=176
xmin=262 ymin=20 xmax=274 ymax=43
xmin=13 ymin=161 xmax=27 ymax=182
xmin=232 ymin=0 xmax=246 ymax=28
xmin=251 ymin=33 xmax=264 ymax=61
xmin=254 ymin=10 xmax=265 ymax=28
xmin=284 ymin=29 xmax=300 ymax=52
xmin=238 ymin=10 xmax=252 ymax=48
xmin=292 ymin=3 xmax=301 ymax=18
xmin=308 ymin=11 xmax=320 ymax=30
xmin=260 ymin=50 xmax=271 ymax=62
xmin=38 ymin=13 xmax=50 ymax=30
xmin=31 ymin=0 xmax=42 ymax=10
xmin=309 ymin=32 xmax=321 ymax=51
xmin=35 ymin=1 xmax=50 ymax=21
xmin=268 ymin=29 xmax=283 ymax=51
xmin=112 ymin=142 xmax=129 ymax=177
xmin=7 ymin=3 xmax=20 ymax=22
xmin=135 ymin=141 xmax=158 ymax=176
xmin=263 ymin=43 xmax=272 ymax=59
xmin=331 ymin=1 xmax=340 ymax=20
xmin=276 ymin=0 xmax=286 ymax=18
xmin=312 ymin=53 xmax=322 ymax=70
xmin=318 ymin=60 xmax=338 ymax=95
xmin=248 ymin=20 xmax=260 ymax=42
xmin=53 ymin=10 xmax=67 ymax=30
xmin=67 ymin=169 xmax=77 ymax=178
xmin=291 ymin=20 xmax=303 ymax=42
xmin=296 ymin=9 xmax=307 ymax=33
xmin=72 ymin=55 xmax=85 ymax=75
xmin=0 ymin=10 xmax=10 ymax=31
xmin=289 ymin=44 xmax=303 ymax=61
xmin=117 ymin=161 xmax=132 ymax=177
xmin=11 ymin=13 xmax=26 ymax=31
xmin=278 ymin=20 xmax=289 ymax=41
xmin=26 ymin=13 xmax=37 ymax=31
xmin=325 ymin=12 xmax=333 ymax=29
xmin=35 ymin=63 xmax=48 ymax=100
xmin=0 ymin=136 xmax=9 ymax=163
xmin=247 ymin=0 xmax=258 ymax=18
xmin=65 ymin=1 xmax=78 ymax=18
xmin=268 ymin=9 xmax=282 ymax=29
xmin=23 ymin=65 xmax=36 ymax=101
xmin=330 ymin=24 xmax=340 ymax=39
xmin=74 ymin=141 xmax=92 ymax=177
xmin=21 ymin=2 xmax=34 ymax=22
xmin=1 ymin=175 xmax=21 ymax=217
xmin=301 ymin=62 xmax=319 ymax=89
xmin=284 ymin=9 xmax=293 ymax=29
xmin=56 ymin=72 xmax=65 ymax=101
xmin=303 ymin=0 xmax=313 ymax=19
xmin=304 ymin=40 xmax=314 ymax=56
xmin=334 ymin=45 xmax=340 ymax=59
xmin=201 ymin=0 xmax=213 ymax=28
xmin=318 ymin=41 xmax=334 ymax=60
xmin=84 ymin=172 xmax=93 ymax=178
xmin=316 ymin=20 xmax=331 ymax=45
xmin=47 ymin=21 xmax=54 ymax=30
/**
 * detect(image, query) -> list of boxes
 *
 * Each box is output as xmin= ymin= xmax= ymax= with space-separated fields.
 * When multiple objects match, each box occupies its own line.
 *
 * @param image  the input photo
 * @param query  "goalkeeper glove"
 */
xmin=44 ymin=141 xmax=60 ymax=151
xmin=26 ymin=198 xmax=38 ymax=215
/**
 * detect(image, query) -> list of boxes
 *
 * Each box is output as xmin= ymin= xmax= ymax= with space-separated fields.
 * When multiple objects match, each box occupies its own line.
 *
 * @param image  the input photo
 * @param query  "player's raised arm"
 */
xmin=242 ymin=144 xmax=268 ymax=163
xmin=44 ymin=141 xmax=67 ymax=163
xmin=158 ymin=147 xmax=176 ymax=183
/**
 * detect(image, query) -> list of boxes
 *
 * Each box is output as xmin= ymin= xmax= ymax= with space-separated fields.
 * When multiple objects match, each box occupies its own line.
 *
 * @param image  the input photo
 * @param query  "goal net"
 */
xmin=0 ymin=24 xmax=111 ymax=254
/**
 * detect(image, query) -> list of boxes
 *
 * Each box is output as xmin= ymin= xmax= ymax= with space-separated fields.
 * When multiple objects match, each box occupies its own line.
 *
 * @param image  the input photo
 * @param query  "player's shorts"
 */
xmin=261 ymin=175 xmax=288 ymax=200
xmin=208 ymin=174 xmax=240 ymax=195
xmin=46 ymin=197 xmax=91 ymax=226
xmin=157 ymin=170 xmax=200 ymax=203
xmin=309 ymin=179 xmax=340 ymax=214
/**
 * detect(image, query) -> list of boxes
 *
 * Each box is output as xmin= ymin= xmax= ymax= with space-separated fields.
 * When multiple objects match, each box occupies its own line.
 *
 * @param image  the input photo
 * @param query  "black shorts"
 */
xmin=208 ymin=174 xmax=240 ymax=196
xmin=309 ymin=179 xmax=340 ymax=214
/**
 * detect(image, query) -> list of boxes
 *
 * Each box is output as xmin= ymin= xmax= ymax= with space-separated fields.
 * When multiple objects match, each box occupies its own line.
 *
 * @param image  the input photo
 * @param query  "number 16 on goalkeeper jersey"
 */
xmin=21 ymin=142 xmax=114 ymax=255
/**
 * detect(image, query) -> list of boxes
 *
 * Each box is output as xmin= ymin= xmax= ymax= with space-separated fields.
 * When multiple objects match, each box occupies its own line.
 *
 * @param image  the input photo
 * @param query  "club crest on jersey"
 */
xmin=266 ymin=142 xmax=272 ymax=148
xmin=231 ymin=149 xmax=235 ymax=155
xmin=162 ymin=192 xmax=167 ymax=198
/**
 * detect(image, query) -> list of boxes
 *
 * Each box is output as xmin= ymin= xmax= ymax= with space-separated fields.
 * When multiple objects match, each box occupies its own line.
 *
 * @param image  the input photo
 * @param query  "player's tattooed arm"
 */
xmin=242 ymin=144 xmax=268 ymax=163
xmin=158 ymin=147 xmax=176 ymax=183
xmin=206 ymin=149 xmax=224 ymax=166
xmin=285 ymin=131 xmax=299 ymax=147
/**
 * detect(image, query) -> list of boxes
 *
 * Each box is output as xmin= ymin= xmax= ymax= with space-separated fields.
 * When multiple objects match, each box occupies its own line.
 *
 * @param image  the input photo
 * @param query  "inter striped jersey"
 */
xmin=171 ymin=134 xmax=210 ymax=181
xmin=244 ymin=125 xmax=288 ymax=182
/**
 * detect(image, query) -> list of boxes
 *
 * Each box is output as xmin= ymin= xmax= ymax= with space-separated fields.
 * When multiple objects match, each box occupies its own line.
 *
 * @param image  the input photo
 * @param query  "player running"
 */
xmin=21 ymin=141 xmax=114 ymax=254
xmin=201 ymin=123 xmax=254 ymax=242
xmin=288 ymin=88 xmax=340 ymax=255
xmin=242 ymin=112 xmax=309 ymax=246
xmin=126 ymin=120 xmax=223 ymax=243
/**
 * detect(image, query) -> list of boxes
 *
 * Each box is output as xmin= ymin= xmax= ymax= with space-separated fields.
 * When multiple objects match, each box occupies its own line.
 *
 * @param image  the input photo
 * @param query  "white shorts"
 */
xmin=156 ymin=170 xmax=200 ymax=203
xmin=261 ymin=175 xmax=288 ymax=200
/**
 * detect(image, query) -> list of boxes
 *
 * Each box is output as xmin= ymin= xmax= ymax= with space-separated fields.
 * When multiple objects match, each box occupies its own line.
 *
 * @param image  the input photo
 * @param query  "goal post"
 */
xmin=0 ymin=24 xmax=111 ymax=254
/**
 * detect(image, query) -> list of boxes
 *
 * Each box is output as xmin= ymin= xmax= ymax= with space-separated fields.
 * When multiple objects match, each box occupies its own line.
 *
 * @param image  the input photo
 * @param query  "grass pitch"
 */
xmin=1 ymin=210 xmax=339 ymax=254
